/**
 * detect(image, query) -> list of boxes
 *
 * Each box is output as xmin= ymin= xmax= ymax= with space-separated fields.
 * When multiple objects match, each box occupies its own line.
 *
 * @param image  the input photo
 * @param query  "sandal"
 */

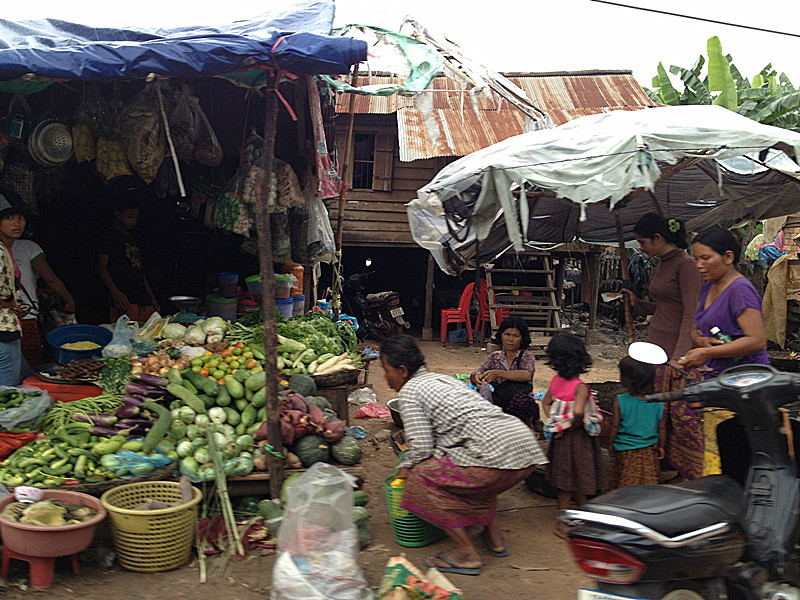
xmin=424 ymin=553 xmax=481 ymax=576
xmin=480 ymin=531 xmax=510 ymax=557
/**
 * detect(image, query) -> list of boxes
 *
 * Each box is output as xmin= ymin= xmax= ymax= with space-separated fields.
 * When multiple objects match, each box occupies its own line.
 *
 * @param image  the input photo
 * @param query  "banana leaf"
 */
xmin=749 ymin=90 xmax=800 ymax=124
xmin=669 ymin=65 xmax=711 ymax=105
xmin=707 ymin=36 xmax=737 ymax=111
xmin=654 ymin=62 xmax=679 ymax=106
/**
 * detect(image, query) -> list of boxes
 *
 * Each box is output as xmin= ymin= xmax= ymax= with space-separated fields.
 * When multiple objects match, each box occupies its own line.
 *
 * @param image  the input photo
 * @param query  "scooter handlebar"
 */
xmin=644 ymin=390 xmax=685 ymax=403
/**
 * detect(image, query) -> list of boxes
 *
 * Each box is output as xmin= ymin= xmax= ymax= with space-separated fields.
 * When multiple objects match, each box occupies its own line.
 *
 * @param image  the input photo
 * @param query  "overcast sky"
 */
xmin=4 ymin=0 xmax=800 ymax=88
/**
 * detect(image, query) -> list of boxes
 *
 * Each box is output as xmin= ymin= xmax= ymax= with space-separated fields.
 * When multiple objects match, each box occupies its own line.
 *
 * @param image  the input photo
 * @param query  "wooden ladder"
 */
xmin=486 ymin=251 xmax=562 ymax=347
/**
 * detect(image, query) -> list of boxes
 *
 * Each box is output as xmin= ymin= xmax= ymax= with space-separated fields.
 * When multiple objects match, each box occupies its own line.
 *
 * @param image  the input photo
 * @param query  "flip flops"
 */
xmin=480 ymin=531 xmax=510 ymax=557
xmin=424 ymin=553 xmax=481 ymax=576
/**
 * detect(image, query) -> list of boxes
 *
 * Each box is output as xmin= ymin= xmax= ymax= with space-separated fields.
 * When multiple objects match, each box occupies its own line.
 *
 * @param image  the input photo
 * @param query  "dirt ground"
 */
xmin=0 ymin=338 xmax=626 ymax=600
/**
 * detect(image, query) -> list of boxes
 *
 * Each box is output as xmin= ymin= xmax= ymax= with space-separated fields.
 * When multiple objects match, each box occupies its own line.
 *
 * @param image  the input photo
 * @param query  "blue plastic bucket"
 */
xmin=292 ymin=294 xmax=305 ymax=316
xmin=46 ymin=324 xmax=113 ymax=364
xmin=275 ymin=298 xmax=294 ymax=319
xmin=217 ymin=272 xmax=239 ymax=298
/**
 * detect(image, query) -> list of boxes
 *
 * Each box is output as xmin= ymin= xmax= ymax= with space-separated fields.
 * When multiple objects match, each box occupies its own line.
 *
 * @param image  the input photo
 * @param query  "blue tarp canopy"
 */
xmin=0 ymin=0 xmax=367 ymax=82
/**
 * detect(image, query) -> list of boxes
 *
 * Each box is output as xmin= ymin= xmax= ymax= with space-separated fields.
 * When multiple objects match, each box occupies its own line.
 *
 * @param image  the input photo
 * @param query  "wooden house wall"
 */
xmin=331 ymin=115 xmax=446 ymax=247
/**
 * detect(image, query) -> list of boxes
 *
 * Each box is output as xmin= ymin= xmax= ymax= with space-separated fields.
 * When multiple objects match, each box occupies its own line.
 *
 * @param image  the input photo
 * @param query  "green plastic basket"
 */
xmin=384 ymin=453 xmax=447 ymax=548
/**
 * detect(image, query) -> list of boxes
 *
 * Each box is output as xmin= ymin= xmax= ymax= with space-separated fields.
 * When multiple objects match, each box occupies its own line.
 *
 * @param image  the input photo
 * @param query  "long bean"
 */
xmin=42 ymin=394 xmax=123 ymax=434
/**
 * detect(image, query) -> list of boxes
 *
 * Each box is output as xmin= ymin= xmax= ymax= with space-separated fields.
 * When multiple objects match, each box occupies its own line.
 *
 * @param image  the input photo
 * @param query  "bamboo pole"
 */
xmin=255 ymin=77 xmax=284 ymax=500
xmin=615 ymin=211 xmax=635 ymax=344
xmin=331 ymin=64 xmax=360 ymax=318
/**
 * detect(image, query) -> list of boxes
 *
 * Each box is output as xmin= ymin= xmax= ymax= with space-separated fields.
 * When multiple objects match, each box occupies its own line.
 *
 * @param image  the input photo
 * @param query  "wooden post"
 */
xmin=331 ymin=64 xmax=360 ymax=318
xmin=255 ymin=78 xmax=284 ymax=499
xmin=422 ymin=254 xmax=434 ymax=341
xmin=586 ymin=254 xmax=601 ymax=346
xmin=614 ymin=211 xmax=635 ymax=344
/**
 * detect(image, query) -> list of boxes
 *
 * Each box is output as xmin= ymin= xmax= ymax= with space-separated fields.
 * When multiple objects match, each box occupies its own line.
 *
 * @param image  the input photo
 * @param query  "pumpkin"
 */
xmin=308 ymin=396 xmax=332 ymax=412
xmin=331 ymin=435 xmax=362 ymax=465
xmin=292 ymin=434 xmax=329 ymax=467
xmin=288 ymin=373 xmax=316 ymax=397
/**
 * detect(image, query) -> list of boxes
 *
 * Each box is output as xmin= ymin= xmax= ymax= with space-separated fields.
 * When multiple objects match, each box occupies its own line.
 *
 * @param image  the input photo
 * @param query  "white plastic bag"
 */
xmin=307 ymin=195 xmax=336 ymax=264
xmin=0 ymin=386 xmax=53 ymax=432
xmin=271 ymin=463 xmax=371 ymax=600
xmin=347 ymin=387 xmax=377 ymax=406
xmin=102 ymin=315 xmax=135 ymax=358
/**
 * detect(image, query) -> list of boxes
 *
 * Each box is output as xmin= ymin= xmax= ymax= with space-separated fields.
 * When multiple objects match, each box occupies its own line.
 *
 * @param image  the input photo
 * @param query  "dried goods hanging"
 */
xmin=169 ymin=86 xmax=197 ymax=161
xmin=118 ymin=85 xmax=165 ymax=184
xmin=193 ymin=101 xmax=222 ymax=167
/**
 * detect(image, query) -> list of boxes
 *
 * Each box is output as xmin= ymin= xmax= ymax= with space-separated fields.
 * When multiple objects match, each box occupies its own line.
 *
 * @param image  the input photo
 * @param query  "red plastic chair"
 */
xmin=441 ymin=283 xmax=475 ymax=347
xmin=474 ymin=279 xmax=510 ymax=344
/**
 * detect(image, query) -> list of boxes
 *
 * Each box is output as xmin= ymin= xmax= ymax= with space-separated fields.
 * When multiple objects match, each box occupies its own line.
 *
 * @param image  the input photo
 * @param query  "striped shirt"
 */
xmin=398 ymin=367 xmax=547 ymax=469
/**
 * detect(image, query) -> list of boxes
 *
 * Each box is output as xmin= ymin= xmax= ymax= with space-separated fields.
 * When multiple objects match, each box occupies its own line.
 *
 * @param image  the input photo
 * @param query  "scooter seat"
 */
xmin=579 ymin=475 xmax=744 ymax=538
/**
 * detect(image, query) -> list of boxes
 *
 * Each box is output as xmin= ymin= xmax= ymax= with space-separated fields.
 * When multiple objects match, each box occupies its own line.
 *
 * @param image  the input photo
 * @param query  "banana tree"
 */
xmin=645 ymin=36 xmax=800 ymax=132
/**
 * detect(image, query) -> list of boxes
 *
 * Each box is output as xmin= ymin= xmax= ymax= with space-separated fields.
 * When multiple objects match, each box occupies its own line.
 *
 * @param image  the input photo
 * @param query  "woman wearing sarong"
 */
xmin=621 ymin=214 xmax=703 ymax=479
xmin=381 ymin=335 xmax=546 ymax=577
xmin=680 ymin=227 xmax=770 ymax=486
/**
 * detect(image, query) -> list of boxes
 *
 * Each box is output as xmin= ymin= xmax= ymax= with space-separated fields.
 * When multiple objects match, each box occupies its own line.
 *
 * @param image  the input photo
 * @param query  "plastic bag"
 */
xmin=271 ymin=211 xmax=292 ymax=263
xmin=272 ymin=463 xmax=371 ymax=600
xmin=275 ymin=160 xmax=305 ymax=211
xmin=354 ymin=403 xmax=391 ymax=419
xmin=72 ymin=108 xmax=96 ymax=164
xmin=118 ymin=86 xmax=165 ymax=184
xmin=135 ymin=312 xmax=169 ymax=342
xmin=169 ymin=87 xmax=197 ymax=161
xmin=348 ymin=388 xmax=377 ymax=406
xmin=99 ymin=447 xmax=175 ymax=478
xmin=193 ymin=101 xmax=223 ymax=167
xmin=103 ymin=315 xmax=135 ymax=358
xmin=307 ymin=195 xmax=336 ymax=264
xmin=0 ymin=387 xmax=54 ymax=433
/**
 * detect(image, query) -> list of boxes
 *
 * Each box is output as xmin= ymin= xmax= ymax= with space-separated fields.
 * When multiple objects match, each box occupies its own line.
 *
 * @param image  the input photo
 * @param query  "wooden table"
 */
xmin=227 ymin=466 xmax=364 ymax=496
xmin=316 ymin=383 xmax=372 ymax=425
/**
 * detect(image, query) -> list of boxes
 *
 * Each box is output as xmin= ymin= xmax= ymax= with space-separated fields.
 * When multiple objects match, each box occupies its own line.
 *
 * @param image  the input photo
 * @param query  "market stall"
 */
xmin=0 ymin=0 xmax=375 ymax=584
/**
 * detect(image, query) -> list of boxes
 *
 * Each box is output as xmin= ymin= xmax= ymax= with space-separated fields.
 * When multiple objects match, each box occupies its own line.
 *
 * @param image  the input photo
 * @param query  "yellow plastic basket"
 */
xmin=384 ymin=453 xmax=446 ymax=548
xmin=100 ymin=481 xmax=202 ymax=572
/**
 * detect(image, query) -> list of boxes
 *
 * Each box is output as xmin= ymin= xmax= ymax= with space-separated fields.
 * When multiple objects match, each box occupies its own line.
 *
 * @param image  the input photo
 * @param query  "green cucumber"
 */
xmin=185 ymin=370 xmax=209 ymax=390
xmin=167 ymin=368 xmax=183 ymax=386
xmin=225 ymin=376 xmax=245 ymax=399
xmin=252 ymin=387 xmax=267 ymax=408
xmin=216 ymin=385 xmax=231 ymax=407
xmin=166 ymin=383 xmax=206 ymax=414
xmin=141 ymin=402 xmax=172 ymax=455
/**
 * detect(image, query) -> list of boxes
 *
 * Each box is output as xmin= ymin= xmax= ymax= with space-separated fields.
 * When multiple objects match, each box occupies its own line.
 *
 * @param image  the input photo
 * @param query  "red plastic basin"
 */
xmin=0 ymin=490 xmax=107 ymax=557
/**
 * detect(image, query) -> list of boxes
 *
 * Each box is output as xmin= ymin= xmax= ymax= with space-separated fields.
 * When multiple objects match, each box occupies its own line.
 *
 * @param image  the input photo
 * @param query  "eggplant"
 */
xmin=136 ymin=373 xmax=169 ymax=388
xmin=125 ymin=426 xmax=150 ymax=437
xmin=116 ymin=404 xmax=140 ymax=419
xmin=73 ymin=413 xmax=118 ymax=427
xmin=120 ymin=395 xmax=147 ymax=407
xmin=125 ymin=382 xmax=165 ymax=398
xmin=89 ymin=425 xmax=121 ymax=437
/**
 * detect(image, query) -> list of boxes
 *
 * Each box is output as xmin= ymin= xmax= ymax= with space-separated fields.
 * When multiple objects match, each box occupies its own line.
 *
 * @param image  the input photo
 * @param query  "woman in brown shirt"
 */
xmin=622 ymin=213 xmax=703 ymax=480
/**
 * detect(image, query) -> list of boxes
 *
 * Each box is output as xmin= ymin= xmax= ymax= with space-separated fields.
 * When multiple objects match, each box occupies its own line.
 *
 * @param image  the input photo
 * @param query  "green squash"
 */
xmin=280 ymin=472 xmax=302 ymax=505
xmin=331 ymin=436 xmax=362 ymax=466
xmin=353 ymin=490 xmax=369 ymax=507
xmin=308 ymin=396 xmax=332 ymax=412
xmin=292 ymin=434 xmax=329 ymax=467
xmin=288 ymin=373 xmax=316 ymax=397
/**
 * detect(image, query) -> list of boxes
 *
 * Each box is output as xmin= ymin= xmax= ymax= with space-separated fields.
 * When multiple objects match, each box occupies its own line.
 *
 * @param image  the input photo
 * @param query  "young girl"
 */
xmin=542 ymin=333 xmax=605 ymax=539
xmin=608 ymin=357 xmax=665 ymax=489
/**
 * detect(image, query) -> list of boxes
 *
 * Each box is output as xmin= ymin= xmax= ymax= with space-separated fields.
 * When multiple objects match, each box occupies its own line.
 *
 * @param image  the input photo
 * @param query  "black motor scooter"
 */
xmin=561 ymin=346 xmax=800 ymax=600
xmin=342 ymin=259 xmax=410 ymax=340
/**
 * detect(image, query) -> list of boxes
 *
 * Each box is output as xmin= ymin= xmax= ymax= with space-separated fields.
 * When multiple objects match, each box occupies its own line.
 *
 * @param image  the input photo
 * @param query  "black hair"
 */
xmin=494 ymin=316 xmax=531 ymax=349
xmin=380 ymin=335 xmax=426 ymax=377
xmin=545 ymin=332 xmax=592 ymax=379
xmin=692 ymin=226 xmax=740 ymax=263
xmin=618 ymin=356 xmax=655 ymax=397
xmin=633 ymin=213 xmax=688 ymax=249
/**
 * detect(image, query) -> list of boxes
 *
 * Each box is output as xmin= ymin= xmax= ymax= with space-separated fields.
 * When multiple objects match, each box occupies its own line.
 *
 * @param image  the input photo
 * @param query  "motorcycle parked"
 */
xmin=561 ymin=348 xmax=800 ymax=600
xmin=342 ymin=259 xmax=410 ymax=340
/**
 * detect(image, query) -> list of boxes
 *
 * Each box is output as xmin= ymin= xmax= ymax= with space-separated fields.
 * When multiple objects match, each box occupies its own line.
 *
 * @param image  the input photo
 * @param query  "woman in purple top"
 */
xmin=680 ymin=226 xmax=769 ymax=486
xmin=680 ymin=227 xmax=769 ymax=375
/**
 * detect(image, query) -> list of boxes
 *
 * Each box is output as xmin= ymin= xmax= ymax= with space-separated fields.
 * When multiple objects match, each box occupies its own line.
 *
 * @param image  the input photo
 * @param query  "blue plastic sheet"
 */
xmin=0 ymin=0 xmax=367 ymax=81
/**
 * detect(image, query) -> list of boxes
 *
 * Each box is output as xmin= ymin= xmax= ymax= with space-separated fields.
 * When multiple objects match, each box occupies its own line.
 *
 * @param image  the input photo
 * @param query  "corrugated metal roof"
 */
xmin=336 ymin=71 xmax=659 ymax=161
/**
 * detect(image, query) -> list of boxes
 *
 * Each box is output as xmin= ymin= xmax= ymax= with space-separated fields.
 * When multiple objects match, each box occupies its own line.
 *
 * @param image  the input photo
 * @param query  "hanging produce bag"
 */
xmin=118 ymin=86 xmax=165 ymax=184
xmin=169 ymin=87 xmax=197 ymax=161
xmin=102 ymin=315 xmax=135 ymax=358
xmin=274 ymin=160 xmax=305 ymax=212
xmin=307 ymin=195 xmax=336 ymax=263
xmin=193 ymin=102 xmax=223 ymax=167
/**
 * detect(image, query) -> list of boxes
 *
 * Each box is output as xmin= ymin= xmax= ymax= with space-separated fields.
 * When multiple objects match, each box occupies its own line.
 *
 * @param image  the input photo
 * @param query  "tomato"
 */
xmin=191 ymin=366 xmax=202 ymax=373
xmin=62 ymin=478 xmax=79 ymax=485
xmin=232 ymin=347 xmax=243 ymax=356
xmin=220 ymin=348 xmax=233 ymax=358
xmin=213 ymin=370 xmax=226 ymax=380
xmin=200 ymin=368 xmax=209 ymax=377
xmin=230 ymin=361 xmax=240 ymax=370
xmin=245 ymin=359 xmax=258 ymax=370
xmin=242 ymin=351 xmax=254 ymax=359
xmin=217 ymin=378 xmax=226 ymax=385
xmin=203 ymin=351 xmax=213 ymax=356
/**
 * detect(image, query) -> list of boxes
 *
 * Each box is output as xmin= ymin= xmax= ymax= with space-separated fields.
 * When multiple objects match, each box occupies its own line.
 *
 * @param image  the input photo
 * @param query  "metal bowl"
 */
xmin=168 ymin=295 xmax=202 ymax=313
xmin=387 ymin=398 xmax=403 ymax=428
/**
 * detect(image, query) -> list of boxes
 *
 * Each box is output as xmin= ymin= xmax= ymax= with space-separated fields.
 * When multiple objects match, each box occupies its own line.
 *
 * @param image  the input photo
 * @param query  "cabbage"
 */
xmin=206 ymin=334 xmax=224 ymax=344
xmin=209 ymin=407 xmax=227 ymax=424
xmin=202 ymin=317 xmax=228 ymax=335
xmin=178 ymin=406 xmax=196 ymax=424
xmin=177 ymin=441 xmax=194 ymax=457
xmin=195 ymin=414 xmax=211 ymax=428
xmin=194 ymin=448 xmax=211 ymax=464
xmin=184 ymin=324 xmax=206 ymax=345
xmin=161 ymin=323 xmax=187 ymax=341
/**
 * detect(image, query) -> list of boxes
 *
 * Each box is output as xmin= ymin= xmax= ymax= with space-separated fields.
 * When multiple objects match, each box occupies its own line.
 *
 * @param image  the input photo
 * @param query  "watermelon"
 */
xmin=353 ymin=490 xmax=369 ymax=507
xmin=288 ymin=374 xmax=316 ymax=396
xmin=331 ymin=435 xmax=362 ymax=465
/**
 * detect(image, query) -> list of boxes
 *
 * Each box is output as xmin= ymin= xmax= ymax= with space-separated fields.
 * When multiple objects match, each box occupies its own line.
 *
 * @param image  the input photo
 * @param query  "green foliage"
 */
xmin=649 ymin=37 xmax=800 ymax=131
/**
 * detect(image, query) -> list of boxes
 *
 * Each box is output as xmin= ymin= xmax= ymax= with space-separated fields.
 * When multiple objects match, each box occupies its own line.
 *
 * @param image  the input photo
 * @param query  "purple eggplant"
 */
xmin=116 ymin=404 xmax=140 ymax=419
xmin=125 ymin=426 xmax=150 ymax=437
xmin=125 ymin=382 xmax=165 ymax=398
xmin=73 ymin=413 xmax=118 ymax=427
xmin=136 ymin=373 xmax=169 ymax=388
xmin=89 ymin=425 xmax=121 ymax=437
xmin=120 ymin=395 xmax=147 ymax=407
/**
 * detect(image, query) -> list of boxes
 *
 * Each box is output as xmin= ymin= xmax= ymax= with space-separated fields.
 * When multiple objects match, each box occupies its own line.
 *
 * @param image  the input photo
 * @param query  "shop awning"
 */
xmin=0 ymin=0 xmax=367 ymax=82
